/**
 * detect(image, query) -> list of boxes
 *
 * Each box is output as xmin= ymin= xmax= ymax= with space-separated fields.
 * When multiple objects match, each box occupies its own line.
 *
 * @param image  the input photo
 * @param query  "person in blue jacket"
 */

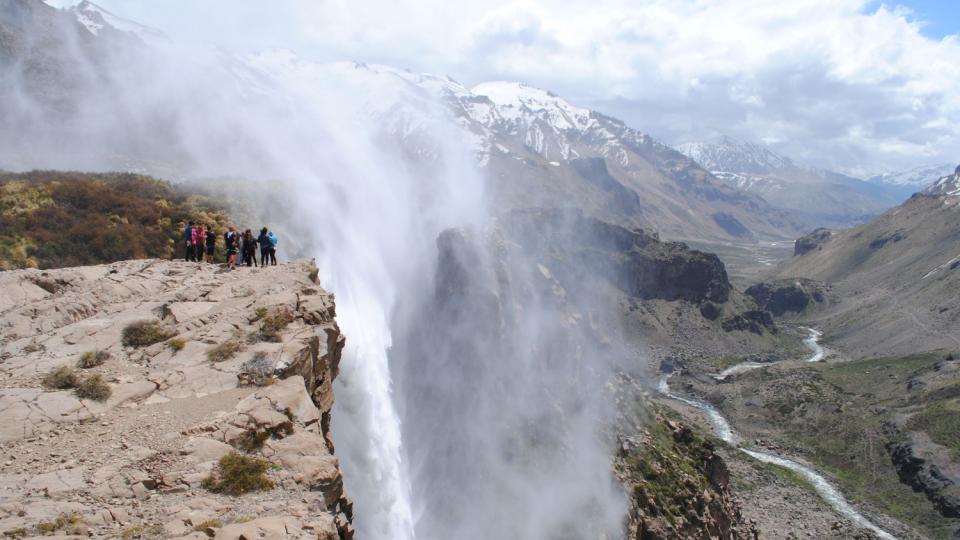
xmin=265 ymin=228 xmax=278 ymax=266
xmin=183 ymin=221 xmax=196 ymax=262
xmin=257 ymin=227 xmax=272 ymax=268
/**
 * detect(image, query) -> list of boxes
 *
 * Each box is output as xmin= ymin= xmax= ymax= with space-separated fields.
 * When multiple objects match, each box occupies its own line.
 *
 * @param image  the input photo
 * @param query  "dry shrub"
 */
xmin=77 ymin=350 xmax=110 ymax=368
xmin=42 ymin=366 xmax=78 ymax=389
xmin=122 ymin=320 xmax=176 ymax=348
xmin=207 ymin=339 xmax=244 ymax=363
xmin=202 ymin=452 xmax=274 ymax=495
xmin=75 ymin=374 xmax=111 ymax=402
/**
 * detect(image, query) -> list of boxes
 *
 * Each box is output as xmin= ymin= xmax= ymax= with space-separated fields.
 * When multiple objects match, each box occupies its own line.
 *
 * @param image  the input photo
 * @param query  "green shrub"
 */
xmin=42 ymin=366 xmax=78 ymax=389
xmin=202 ymin=452 xmax=274 ymax=495
xmin=307 ymin=267 xmax=319 ymax=283
xmin=207 ymin=339 xmax=243 ymax=363
xmin=122 ymin=320 xmax=176 ymax=348
xmin=253 ymin=307 xmax=268 ymax=321
xmin=259 ymin=312 xmax=293 ymax=342
xmin=77 ymin=350 xmax=110 ymax=368
xmin=168 ymin=338 xmax=186 ymax=352
xmin=75 ymin=374 xmax=111 ymax=402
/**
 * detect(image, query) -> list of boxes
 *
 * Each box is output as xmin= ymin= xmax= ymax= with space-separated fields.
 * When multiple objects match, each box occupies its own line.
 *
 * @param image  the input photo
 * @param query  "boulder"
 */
xmin=794 ymin=228 xmax=832 ymax=256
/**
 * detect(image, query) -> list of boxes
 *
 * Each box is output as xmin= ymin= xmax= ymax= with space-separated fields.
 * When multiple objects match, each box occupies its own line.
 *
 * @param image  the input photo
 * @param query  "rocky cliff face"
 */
xmin=0 ymin=259 xmax=352 ymax=539
xmin=616 ymin=410 xmax=759 ymax=540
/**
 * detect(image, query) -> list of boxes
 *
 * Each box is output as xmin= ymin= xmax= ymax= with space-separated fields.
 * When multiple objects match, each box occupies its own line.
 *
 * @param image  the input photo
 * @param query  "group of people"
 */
xmin=182 ymin=222 xmax=279 ymax=270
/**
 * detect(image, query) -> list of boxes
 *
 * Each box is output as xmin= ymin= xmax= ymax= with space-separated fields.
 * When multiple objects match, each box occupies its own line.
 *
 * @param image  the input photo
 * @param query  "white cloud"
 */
xmin=71 ymin=0 xmax=960 ymax=174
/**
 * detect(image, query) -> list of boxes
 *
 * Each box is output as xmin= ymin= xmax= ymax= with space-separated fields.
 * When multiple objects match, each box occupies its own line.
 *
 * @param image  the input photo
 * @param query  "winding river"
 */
xmin=659 ymin=329 xmax=897 ymax=540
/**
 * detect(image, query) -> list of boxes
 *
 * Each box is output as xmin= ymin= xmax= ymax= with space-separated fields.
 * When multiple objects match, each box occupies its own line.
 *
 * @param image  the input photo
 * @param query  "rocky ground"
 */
xmin=0 ymin=259 xmax=352 ymax=539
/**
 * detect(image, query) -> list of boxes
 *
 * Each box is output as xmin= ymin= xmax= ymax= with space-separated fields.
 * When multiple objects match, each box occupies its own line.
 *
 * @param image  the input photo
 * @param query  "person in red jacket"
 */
xmin=195 ymin=224 xmax=206 ymax=262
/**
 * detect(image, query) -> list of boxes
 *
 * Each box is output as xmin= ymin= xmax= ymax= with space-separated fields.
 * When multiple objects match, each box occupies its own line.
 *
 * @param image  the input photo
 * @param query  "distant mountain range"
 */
xmin=676 ymin=137 xmax=927 ymax=228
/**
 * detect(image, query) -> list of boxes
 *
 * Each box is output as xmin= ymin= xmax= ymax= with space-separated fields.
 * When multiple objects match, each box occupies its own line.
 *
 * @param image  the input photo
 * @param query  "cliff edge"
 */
xmin=0 ymin=259 xmax=352 ymax=539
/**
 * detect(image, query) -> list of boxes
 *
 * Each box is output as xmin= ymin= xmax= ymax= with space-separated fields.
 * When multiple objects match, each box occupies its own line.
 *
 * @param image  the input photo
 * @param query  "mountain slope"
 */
xmin=0 ymin=1 xmax=803 ymax=244
xmin=677 ymin=137 xmax=909 ymax=228
xmin=868 ymin=163 xmax=955 ymax=190
xmin=772 ymin=168 xmax=960 ymax=356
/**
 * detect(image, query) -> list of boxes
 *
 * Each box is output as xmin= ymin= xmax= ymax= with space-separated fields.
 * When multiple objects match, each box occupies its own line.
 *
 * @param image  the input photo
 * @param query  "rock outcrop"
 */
xmin=501 ymin=208 xmax=732 ymax=303
xmin=0 ymin=259 xmax=352 ymax=539
xmin=618 ymin=414 xmax=759 ymax=540
xmin=744 ymin=278 xmax=830 ymax=317
xmin=794 ymin=228 xmax=832 ymax=256
xmin=887 ymin=434 xmax=960 ymax=519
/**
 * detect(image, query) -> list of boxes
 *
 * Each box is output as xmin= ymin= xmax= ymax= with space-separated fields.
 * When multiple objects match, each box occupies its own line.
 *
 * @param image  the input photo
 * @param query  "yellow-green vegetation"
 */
xmin=906 ymin=398 xmax=960 ymax=459
xmin=168 ymin=337 xmax=187 ymax=352
xmin=616 ymin=412 xmax=721 ymax=527
xmin=722 ymin=351 xmax=957 ymax=538
xmin=109 ymin=523 xmax=164 ymax=539
xmin=122 ymin=320 xmax=176 ymax=347
xmin=42 ymin=366 xmax=79 ymax=389
xmin=207 ymin=339 xmax=244 ymax=363
xmin=307 ymin=266 xmax=319 ymax=283
xmin=253 ymin=307 xmax=268 ymax=321
xmin=259 ymin=311 xmax=293 ymax=342
xmin=77 ymin=349 xmax=110 ymax=368
xmin=202 ymin=452 xmax=275 ymax=495
xmin=0 ymin=171 xmax=232 ymax=270
xmin=192 ymin=518 xmax=222 ymax=531
xmin=75 ymin=374 xmax=111 ymax=402
xmin=36 ymin=513 xmax=86 ymax=536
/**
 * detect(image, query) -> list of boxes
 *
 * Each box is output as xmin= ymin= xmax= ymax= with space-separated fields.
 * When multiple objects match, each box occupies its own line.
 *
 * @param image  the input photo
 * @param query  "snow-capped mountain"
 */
xmin=2 ymin=0 xmax=805 ymax=242
xmin=676 ymin=137 xmax=909 ymax=228
xmin=924 ymin=165 xmax=960 ymax=197
xmin=867 ymin=163 xmax=955 ymax=189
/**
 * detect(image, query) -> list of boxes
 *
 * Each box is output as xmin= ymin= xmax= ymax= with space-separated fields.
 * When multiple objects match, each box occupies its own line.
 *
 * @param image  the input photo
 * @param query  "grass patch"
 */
xmin=202 ymin=452 xmax=275 ymax=495
xmin=77 ymin=350 xmax=110 ymax=369
xmin=109 ymin=523 xmax=164 ymax=539
xmin=253 ymin=307 xmax=268 ymax=321
xmin=192 ymin=518 xmax=222 ymax=531
xmin=36 ymin=513 xmax=86 ymax=536
xmin=307 ymin=267 xmax=319 ymax=283
xmin=906 ymin=399 xmax=960 ymax=458
xmin=206 ymin=339 xmax=244 ymax=363
xmin=75 ymin=374 xmax=111 ymax=401
xmin=42 ymin=366 xmax=78 ymax=389
xmin=168 ymin=338 xmax=186 ymax=352
xmin=122 ymin=320 xmax=176 ymax=348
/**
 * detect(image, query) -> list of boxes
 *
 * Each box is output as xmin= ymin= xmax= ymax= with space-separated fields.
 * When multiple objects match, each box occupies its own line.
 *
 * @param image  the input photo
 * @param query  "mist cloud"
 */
xmin=47 ymin=0 xmax=960 ymax=175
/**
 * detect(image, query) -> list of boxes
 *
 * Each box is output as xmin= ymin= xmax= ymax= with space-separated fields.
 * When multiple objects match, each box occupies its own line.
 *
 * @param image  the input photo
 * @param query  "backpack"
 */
xmin=268 ymin=232 xmax=278 ymax=247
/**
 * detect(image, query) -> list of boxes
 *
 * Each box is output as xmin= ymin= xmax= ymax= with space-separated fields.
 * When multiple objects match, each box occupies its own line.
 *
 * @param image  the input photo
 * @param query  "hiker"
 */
xmin=242 ymin=229 xmax=259 ymax=267
xmin=267 ymin=228 xmax=278 ymax=266
xmin=224 ymin=226 xmax=239 ymax=270
xmin=205 ymin=225 xmax=217 ymax=263
xmin=258 ymin=227 xmax=271 ymax=268
xmin=183 ymin=221 xmax=196 ymax=262
xmin=195 ymin=224 xmax=206 ymax=262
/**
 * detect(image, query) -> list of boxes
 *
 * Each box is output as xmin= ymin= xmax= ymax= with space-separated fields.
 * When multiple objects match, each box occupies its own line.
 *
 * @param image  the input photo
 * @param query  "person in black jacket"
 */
xmin=224 ymin=226 xmax=239 ymax=270
xmin=257 ymin=227 xmax=272 ymax=268
xmin=242 ymin=229 xmax=259 ymax=267
xmin=205 ymin=226 xmax=217 ymax=263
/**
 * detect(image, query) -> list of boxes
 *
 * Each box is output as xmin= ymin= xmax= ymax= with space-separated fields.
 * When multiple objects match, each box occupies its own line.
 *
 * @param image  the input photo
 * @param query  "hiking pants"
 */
xmin=185 ymin=242 xmax=195 ymax=262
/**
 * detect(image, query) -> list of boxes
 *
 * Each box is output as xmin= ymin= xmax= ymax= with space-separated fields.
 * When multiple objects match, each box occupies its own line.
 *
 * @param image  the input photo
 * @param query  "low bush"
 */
xmin=122 ymin=320 xmax=176 ymax=348
xmin=238 ymin=352 xmax=274 ymax=387
xmin=168 ymin=338 xmax=186 ymax=352
xmin=193 ymin=518 xmax=222 ymax=531
xmin=75 ymin=374 xmax=111 ymax=402
xmin=207 ymin=339 xmax=243 ymax=363
xmin=77 ymin=350 xmax=110 ymax=369
xmin=259 ymin=312 xmax=293 ymax=342
xmin=42 ymin=366 xmax=78 ymax=389
xmin=236 ymin=421 xmax=294 ymax=453
xmin=202 ymin=452 xmax=274 ymax=495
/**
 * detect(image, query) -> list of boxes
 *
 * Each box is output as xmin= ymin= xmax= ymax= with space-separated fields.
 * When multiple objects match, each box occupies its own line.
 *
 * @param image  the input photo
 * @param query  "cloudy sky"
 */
xmin=52 ymin=0 xmax=959 ymax=176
